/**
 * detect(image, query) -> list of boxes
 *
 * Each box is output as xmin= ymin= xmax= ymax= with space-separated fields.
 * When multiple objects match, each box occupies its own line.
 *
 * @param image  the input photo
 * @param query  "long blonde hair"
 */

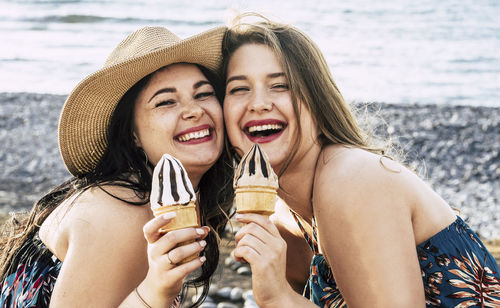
xmin=221 ymin=13 xmax=386 ymax=173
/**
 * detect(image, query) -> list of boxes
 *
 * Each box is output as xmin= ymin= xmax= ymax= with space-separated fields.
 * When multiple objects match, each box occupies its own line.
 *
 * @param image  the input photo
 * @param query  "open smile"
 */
xmin=243 ymin=119 xmax=286 ymax=143
xmin=175 ymin=124 xmax=214 ymax=144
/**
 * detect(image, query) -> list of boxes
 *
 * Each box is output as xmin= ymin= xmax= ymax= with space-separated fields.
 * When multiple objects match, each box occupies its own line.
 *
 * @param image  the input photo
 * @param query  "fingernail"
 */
xmin=162 ymin=212 xmax=176 ymax=220
xmin=199 ymin=240 xmax=207 ymax=247
xmin=200 ymin=256 xmax=206 ymax=263
xmin=196 ymin=228 xmax=205 ymax=235
xmin=235 ymin=214 xmax=243 ymax=220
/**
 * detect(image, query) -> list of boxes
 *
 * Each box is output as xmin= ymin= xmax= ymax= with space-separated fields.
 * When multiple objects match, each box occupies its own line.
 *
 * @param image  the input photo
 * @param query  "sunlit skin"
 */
xmin=134 ymin=63 xmax=224 ymax=187
xmin=223 ymin=44 xmax=318 ymax=174
xmin=223 ymin=43 xmax=457 ymax=308
xmin=39 ymin=63 xmax=223 ymax=307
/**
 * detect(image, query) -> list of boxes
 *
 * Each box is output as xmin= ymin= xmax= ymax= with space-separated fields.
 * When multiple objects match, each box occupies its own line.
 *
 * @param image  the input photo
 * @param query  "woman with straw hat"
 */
xmin=0 ymin=25 xmax=233 ymax=307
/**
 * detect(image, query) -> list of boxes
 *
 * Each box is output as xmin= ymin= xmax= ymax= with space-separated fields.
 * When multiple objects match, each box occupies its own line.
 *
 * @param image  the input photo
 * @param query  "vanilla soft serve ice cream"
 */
xmin=150 ymin=153 xmax=199 ymax=232
xmin=234 ymin=143 xmax=278 ymax=216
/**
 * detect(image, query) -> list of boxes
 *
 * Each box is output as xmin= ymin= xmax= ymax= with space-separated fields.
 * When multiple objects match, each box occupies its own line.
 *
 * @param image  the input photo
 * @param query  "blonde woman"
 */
xmin=222 ymin=14 xmax=500 ymax=307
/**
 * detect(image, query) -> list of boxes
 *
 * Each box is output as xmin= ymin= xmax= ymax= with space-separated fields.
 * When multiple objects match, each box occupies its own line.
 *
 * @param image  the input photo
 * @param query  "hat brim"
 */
xmin=58 ymin=26 xmax=227 ymax=176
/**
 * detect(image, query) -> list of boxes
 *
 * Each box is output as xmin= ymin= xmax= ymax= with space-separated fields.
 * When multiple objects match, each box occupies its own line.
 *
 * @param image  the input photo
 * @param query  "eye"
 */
xmin=195 ymin=91 xmax=215 ymax=100
xmin=271 ymin=83 xmax=289 ymax=91
xmin=155 ymin=99 xmax=176 ymax=107
xmin=229 ymin=87 xmax=249 ymax=95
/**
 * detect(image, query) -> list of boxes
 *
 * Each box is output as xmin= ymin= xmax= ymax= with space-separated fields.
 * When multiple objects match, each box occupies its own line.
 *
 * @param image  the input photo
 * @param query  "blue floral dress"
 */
xmin=0 ymin=234 xmax=61 ymax=308
xmin=291 ymin=213 xmax=500 ymax=307
xmin=0 ymin=234 xmax=184 ymax=308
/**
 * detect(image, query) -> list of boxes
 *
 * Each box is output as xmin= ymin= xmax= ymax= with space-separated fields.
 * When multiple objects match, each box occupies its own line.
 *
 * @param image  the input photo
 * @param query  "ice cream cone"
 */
xmin=152 ymin=201 xmax=199 ymax=232
xmin=234 ymin=144 xmax=279 ymax=216
xmin=150 ymin=154 xmax=201 ymax=264
xmin=235 ymin=186 xmax=277 ymax=216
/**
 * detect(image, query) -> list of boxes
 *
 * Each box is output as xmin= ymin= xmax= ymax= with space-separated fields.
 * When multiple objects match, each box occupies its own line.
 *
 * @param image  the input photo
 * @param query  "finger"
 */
xmin=234 ymin=222 xmax=273 ymax=246
xmin=143 ymin=212 xmax=177 ymax=243
xmin=236 ymin=233 xmax=267 ymax=254
xmin=165 ymin=240 xmax=207 ymax=266
xmin=153 ymin=227 xmax=208 ymax=256
xmin=235 ymin=213 xmax=280 ymax=236
xmin=166 ymin=256 xmax=207 ymax=282
xmin=233 ymin=245 xmax=260 ymax=265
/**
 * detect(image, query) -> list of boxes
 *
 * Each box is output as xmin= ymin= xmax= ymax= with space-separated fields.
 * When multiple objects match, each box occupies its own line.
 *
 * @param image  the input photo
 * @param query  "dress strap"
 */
xmin=290 ymin=209 xmax=319 ymax=254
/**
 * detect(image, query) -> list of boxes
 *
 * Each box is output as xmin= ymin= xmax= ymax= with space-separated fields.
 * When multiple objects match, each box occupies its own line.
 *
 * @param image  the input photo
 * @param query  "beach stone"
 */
xmin=216 ymin=287 xmax=232 ymax=299
xmin=242 ymin=290 xmax=254 ymax=302
xmin=230 ymin=287 xmax=243 ymax=301
xmin=230 ymin=261 xmax=244 ymax=271
xmin=224 ymin=256 xmax=235 ymax=267
xmin=236 ymin=266 xmax=252 ymax=276
xmin=204 ymin=296 xmax=215 ymax=303
xmin=192 ymin=294 xmax=215 ymax=304
xmin=243 ymin=302 xmax=259 ymax=308
xmin=217 ymin=302 xmax=239 ymax=308
xmin=208 ymin=283 xmax=219 ymax=297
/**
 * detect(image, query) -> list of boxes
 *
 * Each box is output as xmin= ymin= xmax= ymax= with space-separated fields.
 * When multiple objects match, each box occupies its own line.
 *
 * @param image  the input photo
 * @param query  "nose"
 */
xmin=181 ymin=101 xmax=204 ymax=120
xmin=248 ymin=90 xmax=273 ymax=113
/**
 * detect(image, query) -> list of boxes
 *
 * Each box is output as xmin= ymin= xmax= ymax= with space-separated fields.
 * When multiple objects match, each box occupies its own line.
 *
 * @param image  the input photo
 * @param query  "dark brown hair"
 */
xmin=0 ymin=64 xmax=233 ymax=308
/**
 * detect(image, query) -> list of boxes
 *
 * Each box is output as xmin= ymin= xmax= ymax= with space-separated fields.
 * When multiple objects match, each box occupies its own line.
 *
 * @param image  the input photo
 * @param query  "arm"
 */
xmin=48 ymin=187 xmax=207 ymax=307
xmin=313 ymin=148 xmax=425 ymax=307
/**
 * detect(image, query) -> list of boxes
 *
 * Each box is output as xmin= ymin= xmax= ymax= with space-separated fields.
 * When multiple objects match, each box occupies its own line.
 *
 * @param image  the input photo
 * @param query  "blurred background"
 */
xmin=0 ymin=2 xmax=498 ymax=295
xmin=0 ymin=0 xmax=499 ymax=106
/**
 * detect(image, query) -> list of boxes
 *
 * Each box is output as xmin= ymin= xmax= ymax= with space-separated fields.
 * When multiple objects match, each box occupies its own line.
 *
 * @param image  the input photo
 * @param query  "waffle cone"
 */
xmin=235 ymin=186 xmax=277 ymax=216
xmin=153 ymin=201 xmax=199 ymax=232
xmin=152 ymin=201 xmax=199 ymax=264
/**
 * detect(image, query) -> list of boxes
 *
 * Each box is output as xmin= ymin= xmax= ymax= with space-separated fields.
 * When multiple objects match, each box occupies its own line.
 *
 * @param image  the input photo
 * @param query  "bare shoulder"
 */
xmin=317 ymin=145 xmax=408 ymax=184
xmin=318 ymin=146 xmax=421 ymax=198
xmin=40 ymin=184 xmax=153 ymax=260
xmin=63 ymin=185 xmax=152 ymax=245
xmin=43 ymin=185 xmax=154 ymax=306
xmin=312 ymin=146 xmax=417 ymax=231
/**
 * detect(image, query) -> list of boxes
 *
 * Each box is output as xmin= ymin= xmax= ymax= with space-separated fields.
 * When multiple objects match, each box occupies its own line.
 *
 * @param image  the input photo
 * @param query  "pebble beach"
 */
xmin=0 ymin=92 xmax=499 ymax=307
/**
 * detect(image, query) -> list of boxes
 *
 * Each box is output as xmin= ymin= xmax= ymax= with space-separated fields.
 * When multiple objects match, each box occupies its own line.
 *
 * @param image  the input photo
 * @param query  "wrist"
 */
xmin=260 ymin=284 xmax=302 ymax=308
xmin=136 ymin=282 xmax=179 ymax=308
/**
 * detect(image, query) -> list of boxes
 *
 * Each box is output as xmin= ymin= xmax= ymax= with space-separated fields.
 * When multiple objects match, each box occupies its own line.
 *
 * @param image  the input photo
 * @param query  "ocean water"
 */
xmin=0 ymin=0 xmax=499 ymax=106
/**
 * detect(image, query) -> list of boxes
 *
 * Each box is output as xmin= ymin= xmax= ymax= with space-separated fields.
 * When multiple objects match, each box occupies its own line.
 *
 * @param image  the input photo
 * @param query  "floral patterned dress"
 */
xmin=291 ymin=213 xmax=500 ymax=307
xmin=0 ymin=234 xmax=61 ymax=308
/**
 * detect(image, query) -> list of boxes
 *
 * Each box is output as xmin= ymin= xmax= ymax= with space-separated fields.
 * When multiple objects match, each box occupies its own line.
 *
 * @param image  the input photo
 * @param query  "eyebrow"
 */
xmin=148 ymin=80 xmax=211 ymax=103
xmin=193 ymin=80 xmax=211 ymax=89
xmin=226 ymin=72 xmax=285 ymax=84
xmin=149 ymin=88 xmax=175 ymax=103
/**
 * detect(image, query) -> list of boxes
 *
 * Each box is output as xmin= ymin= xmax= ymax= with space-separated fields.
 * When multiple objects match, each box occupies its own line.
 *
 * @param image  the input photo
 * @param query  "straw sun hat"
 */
xmin=58 ymin=25 xmax=227 ymax=176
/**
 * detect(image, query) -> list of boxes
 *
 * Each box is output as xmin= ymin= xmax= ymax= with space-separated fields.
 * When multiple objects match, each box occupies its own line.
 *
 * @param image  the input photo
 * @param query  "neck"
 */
xmin=277 ymin=143 xmax=322 ymax=224
xmin=189 ymin=173 xmax=202 ymax=190
xmin=187 ymin=164 xmax=213 ymax=190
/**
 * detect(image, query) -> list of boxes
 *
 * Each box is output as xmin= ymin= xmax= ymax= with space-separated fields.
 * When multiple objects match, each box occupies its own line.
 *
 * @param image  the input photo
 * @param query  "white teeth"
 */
xmin=178 ymin=129 xmax=210 ymax=142
xmin=248 ymin=124 xmax=283 ymax=133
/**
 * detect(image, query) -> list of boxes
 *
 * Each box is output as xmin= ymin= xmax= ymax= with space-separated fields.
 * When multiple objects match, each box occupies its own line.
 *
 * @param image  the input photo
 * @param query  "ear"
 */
xmin=133 ymin=131 xmax=142 ymax=147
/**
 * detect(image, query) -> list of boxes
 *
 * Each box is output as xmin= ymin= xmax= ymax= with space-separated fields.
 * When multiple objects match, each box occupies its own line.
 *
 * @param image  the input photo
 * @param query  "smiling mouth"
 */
xmin=176 ymin=128 xmax=211 ymax=142
xmin=245 ymin=123 xmax=285 ymax=138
